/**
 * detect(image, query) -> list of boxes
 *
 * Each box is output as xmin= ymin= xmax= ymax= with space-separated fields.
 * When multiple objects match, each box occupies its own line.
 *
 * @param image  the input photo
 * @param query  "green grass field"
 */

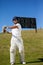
xmin=0 ymin=29 xmax=43 ymax=65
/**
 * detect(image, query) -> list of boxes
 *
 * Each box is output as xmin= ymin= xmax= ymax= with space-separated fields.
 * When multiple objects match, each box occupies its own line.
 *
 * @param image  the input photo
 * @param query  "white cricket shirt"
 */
xmin=11 ymin=23 xmax=22 ymax=37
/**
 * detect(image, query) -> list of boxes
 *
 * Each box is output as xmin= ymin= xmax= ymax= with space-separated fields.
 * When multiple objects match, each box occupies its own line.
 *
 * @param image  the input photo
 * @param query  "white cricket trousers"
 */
xmin=10 ymin=36 xmax=25 ymax=64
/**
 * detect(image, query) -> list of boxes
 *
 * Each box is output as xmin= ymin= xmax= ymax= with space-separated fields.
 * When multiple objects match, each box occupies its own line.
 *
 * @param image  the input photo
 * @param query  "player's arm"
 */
xmin=8 ymin=26 xmax=18 ymax=29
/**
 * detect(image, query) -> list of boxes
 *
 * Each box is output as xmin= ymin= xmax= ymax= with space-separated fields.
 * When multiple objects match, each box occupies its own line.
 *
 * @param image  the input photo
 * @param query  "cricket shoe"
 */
xmin=21 ymin=62 xmax=26 ymax=64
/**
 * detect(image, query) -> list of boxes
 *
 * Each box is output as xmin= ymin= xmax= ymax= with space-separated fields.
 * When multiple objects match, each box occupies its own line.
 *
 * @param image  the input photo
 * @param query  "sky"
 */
xmin=0 ymin=0 xmax=43 ymax=32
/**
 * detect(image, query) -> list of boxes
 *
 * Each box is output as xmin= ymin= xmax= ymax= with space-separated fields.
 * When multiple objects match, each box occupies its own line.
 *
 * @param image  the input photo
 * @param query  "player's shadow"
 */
xmin=26 ymin=58 xmax=43 ymax=64
xmin=16 ymin=58 xmax=43 ymax=64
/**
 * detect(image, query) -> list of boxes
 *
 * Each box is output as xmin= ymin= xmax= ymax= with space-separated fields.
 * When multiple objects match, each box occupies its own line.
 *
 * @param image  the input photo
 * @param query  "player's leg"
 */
xmin=10 ymin=37 xmax=16 ymax=65
xmin=19 ymin=44 xmax=25 ymax=63
xmin=17 ymin=38 xmax=26 ymax=64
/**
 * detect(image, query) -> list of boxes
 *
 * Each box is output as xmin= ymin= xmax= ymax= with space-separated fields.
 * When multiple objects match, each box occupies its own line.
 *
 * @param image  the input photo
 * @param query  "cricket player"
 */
xmin=6 ymin=17 xmax=26 ymax=65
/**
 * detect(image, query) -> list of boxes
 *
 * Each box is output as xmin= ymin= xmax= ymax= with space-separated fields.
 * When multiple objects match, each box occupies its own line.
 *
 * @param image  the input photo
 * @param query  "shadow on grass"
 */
xmin=16 ymin=58 xmax=43 ymax=64
xmin=26 ymin=58 xmax=43 ymax=64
